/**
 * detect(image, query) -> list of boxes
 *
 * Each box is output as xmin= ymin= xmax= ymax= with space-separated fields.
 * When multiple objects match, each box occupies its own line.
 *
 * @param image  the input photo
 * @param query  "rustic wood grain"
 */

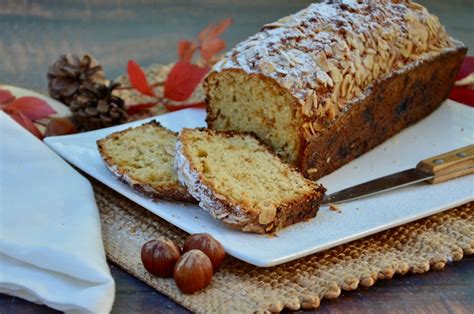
xmin=0 ymin=0 xmax=473 ymax=313
xmin=0 ymin=0 xmax=472 ymax=91
xmin=1 ymin=258 xmax=472 ymax=313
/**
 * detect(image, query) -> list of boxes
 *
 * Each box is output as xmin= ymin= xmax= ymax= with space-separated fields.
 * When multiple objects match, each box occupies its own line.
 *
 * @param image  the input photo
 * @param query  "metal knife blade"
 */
xmin=320 ymin=144 xmax=474 ymax=205
xmin=321 ymin=168 xmax=432 ymax=205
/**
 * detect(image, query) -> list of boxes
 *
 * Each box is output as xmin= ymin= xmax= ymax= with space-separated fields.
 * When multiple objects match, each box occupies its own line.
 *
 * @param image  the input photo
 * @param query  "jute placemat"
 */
xmin=93 ymin=177 xmax=473 ymax=313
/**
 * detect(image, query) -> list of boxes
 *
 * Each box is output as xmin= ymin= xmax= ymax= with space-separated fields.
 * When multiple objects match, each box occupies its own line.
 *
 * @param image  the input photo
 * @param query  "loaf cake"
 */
xmin=205 ymin=0 xmax=467 ymax=180
xmin=97 ymin=121 xmax=195 ymax=202
xmin=175 ymin=128 xmax=326 ymax=234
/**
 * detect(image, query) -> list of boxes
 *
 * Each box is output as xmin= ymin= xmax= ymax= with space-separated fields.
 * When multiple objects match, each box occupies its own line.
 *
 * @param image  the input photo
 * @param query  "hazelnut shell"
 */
xmin=141 ymin=238 xmax=181 ymax=278
xmin=173 ymin=250 xmax=213 ymax=294
xmin=183 ymin=233 xmax=226 ymax=271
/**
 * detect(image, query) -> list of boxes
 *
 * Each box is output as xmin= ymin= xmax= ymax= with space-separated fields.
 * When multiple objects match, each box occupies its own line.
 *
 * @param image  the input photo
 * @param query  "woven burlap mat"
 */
xmin=92 ymin=177 xmax=473 ymax=313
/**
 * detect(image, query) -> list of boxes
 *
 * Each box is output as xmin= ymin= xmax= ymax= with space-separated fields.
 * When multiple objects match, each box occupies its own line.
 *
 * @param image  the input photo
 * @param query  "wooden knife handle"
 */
xmin=416 ymin=144 xmax=474 ymax=184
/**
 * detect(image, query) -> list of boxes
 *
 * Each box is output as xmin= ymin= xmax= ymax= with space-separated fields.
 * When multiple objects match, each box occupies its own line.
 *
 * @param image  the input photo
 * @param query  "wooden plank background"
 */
xmin=0 ymin=0 xmax=473 ymax=313
xmin=1 ymin=0 xmax=473 ymax=91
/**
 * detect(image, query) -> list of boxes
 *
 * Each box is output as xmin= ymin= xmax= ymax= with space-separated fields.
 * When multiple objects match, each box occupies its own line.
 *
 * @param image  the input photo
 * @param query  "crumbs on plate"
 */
xmin=329 ymin=203 xmax=342 ymax=213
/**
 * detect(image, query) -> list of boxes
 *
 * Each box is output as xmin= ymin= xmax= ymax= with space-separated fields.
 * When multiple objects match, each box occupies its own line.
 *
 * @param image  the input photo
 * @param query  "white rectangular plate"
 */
xmin=44 ymin=100 xmax=474 ymax=267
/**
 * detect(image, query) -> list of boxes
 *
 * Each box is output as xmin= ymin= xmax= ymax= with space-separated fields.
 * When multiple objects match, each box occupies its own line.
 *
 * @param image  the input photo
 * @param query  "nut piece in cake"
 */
xmin=97 ymin=121 xmax=194 ymax=202
xmin=175 ymin=128 xmax=326 ymax=234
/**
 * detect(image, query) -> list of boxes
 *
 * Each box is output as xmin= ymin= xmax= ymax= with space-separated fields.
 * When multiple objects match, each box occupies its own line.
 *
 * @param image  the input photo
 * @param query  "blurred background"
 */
xmin=0 ymin=0 xmax=472 ymax=91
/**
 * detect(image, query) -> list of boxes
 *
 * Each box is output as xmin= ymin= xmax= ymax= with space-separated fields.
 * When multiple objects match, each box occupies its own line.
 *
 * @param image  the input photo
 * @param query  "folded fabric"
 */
xmin=0 ymin=112 xmax=115 ymax=313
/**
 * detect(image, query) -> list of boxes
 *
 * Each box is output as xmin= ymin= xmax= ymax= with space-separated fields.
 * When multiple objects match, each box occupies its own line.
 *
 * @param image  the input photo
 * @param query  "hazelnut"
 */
xmin=173 ymin=250 xmax=213 ymax=294
xmin=141 ymin=238 xmax=181 ymax=278
xmin=183 ymin=233 xmax=226 ymax=271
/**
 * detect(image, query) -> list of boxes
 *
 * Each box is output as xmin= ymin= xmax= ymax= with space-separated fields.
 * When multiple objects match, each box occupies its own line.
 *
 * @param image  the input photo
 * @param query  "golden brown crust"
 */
xmin=97 ymin=121 xmax=196 ymax=203
xmin=175 ymin=128 xmax=325 ymax=234
xmin=301 ymin=46 xmax=467 ymax=179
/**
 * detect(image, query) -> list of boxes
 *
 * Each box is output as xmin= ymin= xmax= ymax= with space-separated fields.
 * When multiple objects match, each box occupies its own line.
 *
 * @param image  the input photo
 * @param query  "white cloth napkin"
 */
xmin=0 ymin=112 xmax=115 ymax=313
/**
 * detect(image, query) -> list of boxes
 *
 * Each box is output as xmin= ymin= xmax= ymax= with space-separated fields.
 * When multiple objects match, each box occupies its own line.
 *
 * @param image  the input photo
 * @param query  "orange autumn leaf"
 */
xmin=7 ymin=108 xmax=44 ymax=139
xmin=198 ymin=18 xmax=233 ymax=61
xmin=200 ymin=38 xmax=226 ymax=62
xmin=1 ymin=88 xmax=56 ymax=139
xmin=126 ymin=17 xmax=233 ymax=115
xmin=127 ymin=60 xmax=156 ymax=97
xmin=178 ymin=40 xmax=198 ymax=62
xmin=0 ymin=89 xmax=15 ymax=105
xmin=164 ymin=61 xmax=209 ymax=102
xmin=198 ymin=18 xmax=233 ymax=44
xmin=164 ymin=101 xmax=206 ymax=112
xmin=127 ymin=102 xmax=157 ymax=115
xmin=7 ymin=96 xmax=56 ymax=120
xmin=45 ymin=117 xmax=78 ymax=137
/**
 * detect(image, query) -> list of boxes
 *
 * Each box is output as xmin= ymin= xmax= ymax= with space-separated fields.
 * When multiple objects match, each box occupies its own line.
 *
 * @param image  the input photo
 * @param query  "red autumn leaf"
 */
xmin=198 ymin=18 xmax=233 ymax=43
xmin=127 ymin=102 xmax=157 ymax=115
xmin=200 ymin=38 xmax=226 ymax=61
xmin=449 ymin=87 xmax=474 ymax=107
xmin=447 ymin=56 xmax=474 ymax=107
xmin=6 ymin=96 xmax=56 ymax=121
xmin=164 ymin=101 xmax=206 ymax=112
xmin=164 ymin=61 xmax=209 ymax=102
xmin=5 ymin=108 xmax=43 ymax=139
xmin=127 ymin=60 xmax=156 ymax=97
xmin=45 ymin=117 xmax=78 ymax=137
xmin=198 ymin=18 xmax=232 ymax=61
xmin=178 ymin=40 xmax=198 ymax=62
xmin=455 ymin=56 xmax=474 ymax=81
xmin=0 ymin=89 xmax=15 ymax=106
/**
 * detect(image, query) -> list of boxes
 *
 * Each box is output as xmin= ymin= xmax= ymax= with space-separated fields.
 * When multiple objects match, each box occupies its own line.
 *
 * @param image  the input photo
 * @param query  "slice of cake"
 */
xmin=175 ymin=128 xmax=326 ymax=234
xmin=97 ymin=121 xmax=194 ymax=202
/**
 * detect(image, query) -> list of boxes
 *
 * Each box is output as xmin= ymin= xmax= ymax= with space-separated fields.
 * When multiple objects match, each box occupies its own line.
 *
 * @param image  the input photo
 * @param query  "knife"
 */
xmin=321 ymin=144 xmax=474 ymax=205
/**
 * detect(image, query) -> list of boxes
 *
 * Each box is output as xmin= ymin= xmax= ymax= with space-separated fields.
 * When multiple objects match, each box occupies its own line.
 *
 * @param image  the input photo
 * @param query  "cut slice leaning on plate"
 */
xmin=175 ymin=128 xmax=326 ymax=234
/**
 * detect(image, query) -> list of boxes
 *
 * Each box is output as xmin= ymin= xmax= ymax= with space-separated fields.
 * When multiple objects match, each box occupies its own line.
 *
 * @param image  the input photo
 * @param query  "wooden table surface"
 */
xmin=1 ymin=0 xmax=473 ymax=313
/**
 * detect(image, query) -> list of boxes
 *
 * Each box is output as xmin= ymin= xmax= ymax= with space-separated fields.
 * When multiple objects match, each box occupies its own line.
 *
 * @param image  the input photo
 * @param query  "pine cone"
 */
xmin=47 ymin=53 xmax=105 ymax=105
xmin=70 ymin=81 xmax=128 ymax=131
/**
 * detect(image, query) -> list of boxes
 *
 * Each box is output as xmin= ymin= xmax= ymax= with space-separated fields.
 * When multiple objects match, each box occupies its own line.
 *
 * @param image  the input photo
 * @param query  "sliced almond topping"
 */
xmin=258 ymin=205 xmax=277 ymax=225
xmin=372 ymin=63 xmax=380 ymax=79
xmin=316 ymin=69 xmax=333 ymax=87
xmin=378 ymin=38 xmax=389 ymax=51
xmin=256 ymin=46 xmax=269 ymax=57
xmin=327 ymin=106 xmax=336 ymax=120
xmin=353 ymin=86 xmax=363 ymax=98
xmin=303 ymin=91 xmax=315 ymax=116
xmin=366 ymin=48 xmax=377 ymax=55
xmin=329 ymin=66 xmax=343 ymax=84
xmin=363 ymin=55 xmax=374 ymax=69
xmin=313 ymin=120 xmax=325 ymax=132
xmin=313 ymin=51 xmax=330 ymax=72
xmin=340 ymin=74 xmax=352 ymax=98
xmin=259 ymin=61 xmax=276 ymax=75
